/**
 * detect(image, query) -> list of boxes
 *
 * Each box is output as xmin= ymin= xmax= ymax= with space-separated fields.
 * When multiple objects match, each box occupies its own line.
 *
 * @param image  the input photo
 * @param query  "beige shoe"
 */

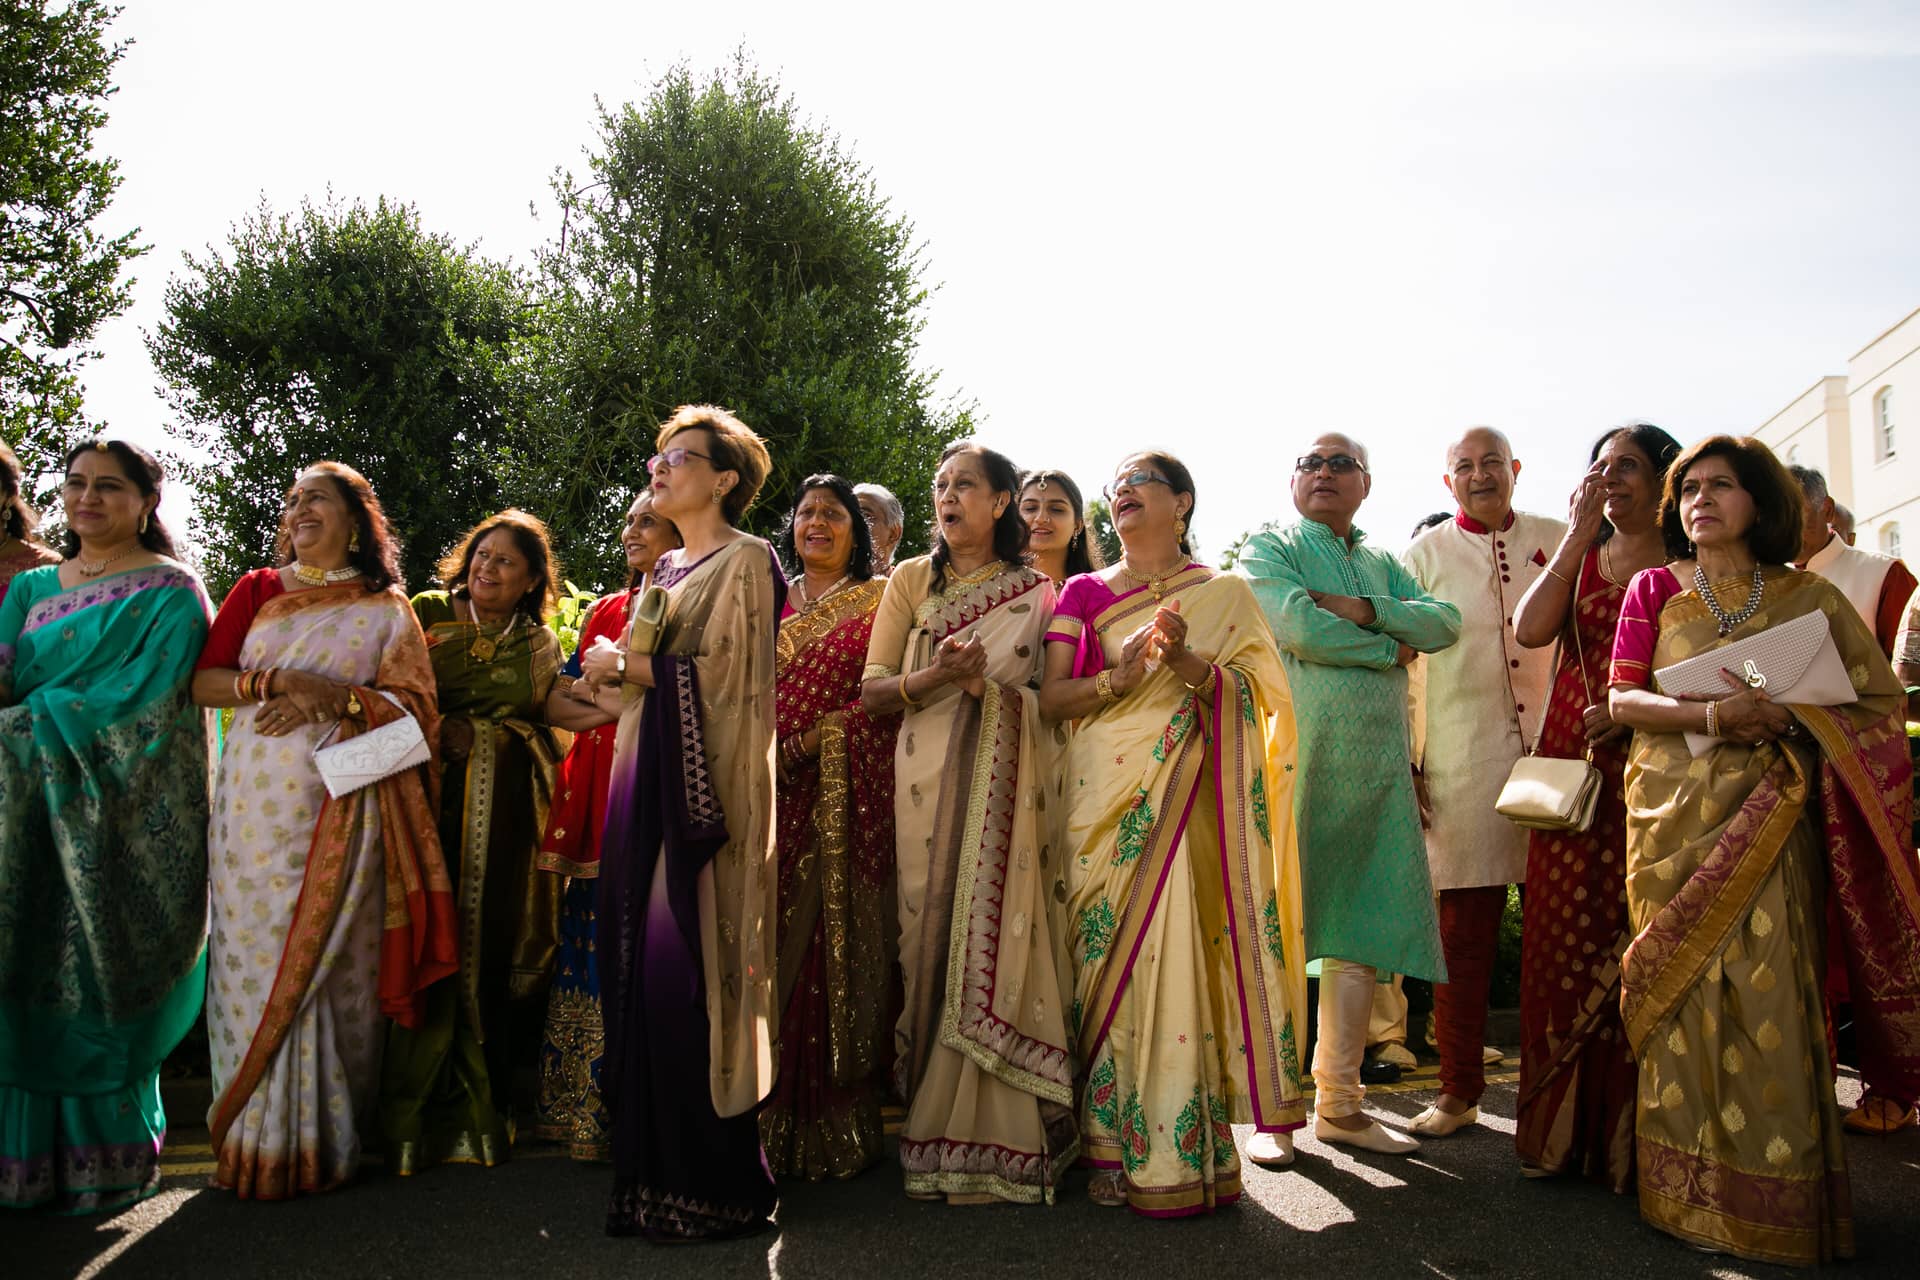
xmin=1408 ymin=1104 xmax=1480 ymax=1136
xmin=1314 ymin=1115 xmax=1421 ymax=1155
xmin=1373 ymin=1042 xmax=1417 ymax=1070
xmin=1244 ymin=1131 xmax=1295 ymax=1167
xmin=1482 ymin=1045 xmax=1505 ymax=1065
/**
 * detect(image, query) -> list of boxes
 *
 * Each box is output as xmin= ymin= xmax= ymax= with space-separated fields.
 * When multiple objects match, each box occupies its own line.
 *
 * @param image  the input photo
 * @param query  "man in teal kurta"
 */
xmin=1238 ymin=432 xmax=1459 ymax=1155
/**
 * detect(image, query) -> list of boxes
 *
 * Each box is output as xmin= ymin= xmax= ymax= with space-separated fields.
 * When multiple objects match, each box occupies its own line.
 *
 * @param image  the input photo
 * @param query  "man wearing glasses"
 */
xmin=1238 ymin=433 xmax=1459 ymax=1156
xmin=1401 ymin=426 xmax=1565 ymax=1139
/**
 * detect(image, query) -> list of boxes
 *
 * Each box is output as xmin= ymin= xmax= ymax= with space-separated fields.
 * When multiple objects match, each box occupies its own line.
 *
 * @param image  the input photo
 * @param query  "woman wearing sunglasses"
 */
xmin=1039 ymin=451 xmax=1308 ymax=1214
xmin=859 ymin=440 xmax=1075 ymax=1205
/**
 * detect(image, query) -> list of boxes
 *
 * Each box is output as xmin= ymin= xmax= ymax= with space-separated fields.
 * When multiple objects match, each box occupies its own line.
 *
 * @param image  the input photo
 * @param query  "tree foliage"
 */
xmin=1 ymin=0 xmax=145 ymax=495
xmin=149 ymin=197 xmax=539 ymax=595
xmin=518 ymin=55 xmax=970 ymax=587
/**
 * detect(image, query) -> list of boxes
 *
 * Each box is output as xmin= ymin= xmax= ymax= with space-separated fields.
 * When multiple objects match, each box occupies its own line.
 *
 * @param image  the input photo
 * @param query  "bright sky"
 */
xmin=81 ymin=0 xmax=1920 ymax=555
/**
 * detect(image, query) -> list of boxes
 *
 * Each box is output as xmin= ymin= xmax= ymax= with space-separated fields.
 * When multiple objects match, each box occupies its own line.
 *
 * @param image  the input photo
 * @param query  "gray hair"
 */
xmin=853 ymin=482 xmax=904 ymax=529
xmin=1786 ymin=464 xmax=1828 ymax=504
xmin=1832 ymin=501 xmax=1855 ymax=536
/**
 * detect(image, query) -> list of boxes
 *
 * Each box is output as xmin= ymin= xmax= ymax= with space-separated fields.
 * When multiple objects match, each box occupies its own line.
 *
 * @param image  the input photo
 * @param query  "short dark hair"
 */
xmin=930 ymin=440 xmax=1028 ymax=591
xmin=1590 ymin=423 xmax=1684 ymax=544
xmin=273 ymin=461 xmax=404 ymax=593
xmin=0 ymin=439 xmax=40 ymax=542
xmin=1019 ymin=469 xmax=1106 ymax=576
xmin=1116 ymin=450 xmax=1198 ymax=556
xmin=1659 ymin=435 xmax=1802 ymax=564
xmin=776 ymin=473 xmax=875 ymax=582
xmin=1412 ymin=511 xmax=1452 ymax=539
xmin=437 ymin=508 xmax=562 ymax=619
xmin=656 ymin=404 xmax=772 ymax=526
xmin=59 ymin=439 xmax=177 ymax=559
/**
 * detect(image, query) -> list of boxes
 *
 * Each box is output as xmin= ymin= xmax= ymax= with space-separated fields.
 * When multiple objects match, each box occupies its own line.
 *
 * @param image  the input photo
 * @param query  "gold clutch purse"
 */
xmin=625 ymin=584 xmax=669 ymax=658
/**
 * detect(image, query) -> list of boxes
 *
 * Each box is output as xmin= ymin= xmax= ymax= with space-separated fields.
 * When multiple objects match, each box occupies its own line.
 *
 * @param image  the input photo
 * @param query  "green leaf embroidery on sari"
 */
xmin=1152 ymin=700 xmax=1196 ymax=762
xmin=1250 ymin=770 xmax=1271 ymax=845
xmin=1278 ymin=1013 xmax=1304 ymax=1089
xmin=1173 ymin=1086 xmax=1207 ymax=1173
xmin=1208 ymin=1093 xmax=1236 ymax=1167
xmin=1087 ymin=1053 xmax=1119 ymax=1132
xmin=1261 ymin=891 xmax=1286 ymax=967
xmin=1120 ymin=1086 xmax=1151 ymax=1174
xmin=1115 ymin=788 xmax=1154 ymax=866
xmin=1238 ymin=676 xmax=1257 ymax=725
xmin=1079 ymin=898 xmax=1117 ymax=963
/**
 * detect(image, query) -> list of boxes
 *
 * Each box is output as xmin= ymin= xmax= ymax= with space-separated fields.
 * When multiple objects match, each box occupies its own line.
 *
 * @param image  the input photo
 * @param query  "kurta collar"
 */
xmin=1801 ymin=533 xmax=1844 ymax=574
xmin=1454 ymin=509 xmax=1517 ymax=535
xmin=1301 ymin=516 xmax=1367 ymax=548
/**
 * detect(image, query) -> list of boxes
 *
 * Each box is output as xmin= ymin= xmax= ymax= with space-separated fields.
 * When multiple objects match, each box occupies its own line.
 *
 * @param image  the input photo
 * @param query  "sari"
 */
xmin=1050 ymin=567 xmax=1307 ymax=1217
xmin=380 ymin=592 xmax=563 ymax=1172
xmin=863 ymin=556 xmax=1078 ymax=1205
xmin=533 ymin=589 xmax=630 ymax=1161
xmin=1615 ymin=568 xmax=1920 ymax=1265
xmin=598 ymin=539 xmax=783 ymax=1240
xmin=206 ymin=579 xmax=456 ymax=1199
xmin=1515 ymin=545 xmax=1638 ymax=1189
xmin=0 ymin=564 xmax=210 ymax=1214
xmin=760 ymin=577 xmax=899 ymax=1180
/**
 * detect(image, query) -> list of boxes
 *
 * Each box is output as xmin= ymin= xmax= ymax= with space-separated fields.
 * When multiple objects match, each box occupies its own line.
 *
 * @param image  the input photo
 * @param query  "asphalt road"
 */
xmin=11 ymin=1060 xmax=1919 ymax=1280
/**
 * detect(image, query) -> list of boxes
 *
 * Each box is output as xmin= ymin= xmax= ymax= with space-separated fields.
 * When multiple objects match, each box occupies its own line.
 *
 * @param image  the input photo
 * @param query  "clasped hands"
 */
xmin=253 ymin=668 xmax=354 ymax=737
xmin=1678 ymin=667 xmax=1797 ymax=746
xmin=1105 ymin=601 xmax=1204 ymax=697
xmin=578 ymin=636 xmax=625 ymax=693
xmin=1307 ymin=590 xmax=1416 ymax=667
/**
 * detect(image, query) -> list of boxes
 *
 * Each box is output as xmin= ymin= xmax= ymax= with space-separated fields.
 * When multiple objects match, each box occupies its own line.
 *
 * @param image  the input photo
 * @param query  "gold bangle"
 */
xmin=1545 ymin=565 xmax=1574 ymax=587
xmin=898 ymin=673 xmax=921 ymax=709
xmin=1183 ymin=665 xmax=1217 ymax=697
xmin=1095 ymin=670 xmax=1121 ymax=704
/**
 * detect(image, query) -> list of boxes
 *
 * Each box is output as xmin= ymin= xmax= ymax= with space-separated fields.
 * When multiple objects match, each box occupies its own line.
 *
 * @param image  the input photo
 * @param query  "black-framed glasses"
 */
xmin=1102 ymin=469 xmax=1171 ymax=504
xmin=1295 ymin=454 xmax=1366 ymax=476
xmin=648 ymin=446 xmax=717 ymax=472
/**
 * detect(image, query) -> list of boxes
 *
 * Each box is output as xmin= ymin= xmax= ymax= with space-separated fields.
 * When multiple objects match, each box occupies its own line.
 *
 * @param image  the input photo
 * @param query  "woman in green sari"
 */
xmin=381 ymin=509 xmax=566 ymax=1172
xmin=0 ymin=440 xmax=210 ymax=1214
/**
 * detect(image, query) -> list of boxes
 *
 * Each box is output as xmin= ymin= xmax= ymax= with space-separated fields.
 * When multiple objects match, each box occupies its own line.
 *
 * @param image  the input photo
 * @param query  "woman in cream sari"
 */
xmin=1041 ymin=452 xmax=1306 ymax=1215
xmin=860 ymin=441 xmax=1077 ymax=1205
xmin=1609 ymin=436 xmax=1920 ymax=1265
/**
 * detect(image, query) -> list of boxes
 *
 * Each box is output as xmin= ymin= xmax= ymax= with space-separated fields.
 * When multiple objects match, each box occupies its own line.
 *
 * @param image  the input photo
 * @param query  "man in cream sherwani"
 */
xmin=1402 ymin=426 xmax=1564 ymax=1137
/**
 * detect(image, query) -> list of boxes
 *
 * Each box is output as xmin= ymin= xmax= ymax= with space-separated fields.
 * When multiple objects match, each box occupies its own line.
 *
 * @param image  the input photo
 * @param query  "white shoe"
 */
xmin=1373 ymin=1042 xmax=1417 ymax=1070
xmin=1314 ymin=1115 xmax=1421 ymax=1155
xmin=1482 ymin=1045 xmax=1505 ymax=1065
xmin=1244 ymin=1131 xmax=1295 ymax=1167
xmin=1408 ymin=1104 xmax=1480 ymax=1136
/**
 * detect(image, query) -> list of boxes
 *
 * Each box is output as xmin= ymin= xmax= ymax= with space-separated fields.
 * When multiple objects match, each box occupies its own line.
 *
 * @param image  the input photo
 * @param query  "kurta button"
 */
xmin=1517 ymin=703 xmax=1526 ymax=713
xmin=1501 ymin=574 xmax=1511 ymax=582
xmin=1510 ymin=659 xmax=1520 ymax=668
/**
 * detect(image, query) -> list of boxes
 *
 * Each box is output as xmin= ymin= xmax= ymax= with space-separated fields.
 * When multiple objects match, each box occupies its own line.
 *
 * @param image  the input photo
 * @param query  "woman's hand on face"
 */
xmin=1568 ymin=461 xmax=1609 ymax=544
xmin=253 ymin=694 xmax=308 ymax=737
xmin=580 ymin=636 xmax=623 ymax=687
xmin=274 ymin=668 xmax=346 ymax=724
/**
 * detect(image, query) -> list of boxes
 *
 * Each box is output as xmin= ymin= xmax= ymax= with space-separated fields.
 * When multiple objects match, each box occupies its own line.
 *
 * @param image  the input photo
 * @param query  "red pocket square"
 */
xmin=1531 ymin=549 xmax=1547 ymax=566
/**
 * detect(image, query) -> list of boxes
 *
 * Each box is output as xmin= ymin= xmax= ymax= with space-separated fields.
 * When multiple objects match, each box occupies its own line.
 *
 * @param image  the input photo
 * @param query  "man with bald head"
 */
xmin=1240 ymin=433 xmax=1459 ymax=1157
xmin=1402 ymin=426 xmax=1565 ymax=1137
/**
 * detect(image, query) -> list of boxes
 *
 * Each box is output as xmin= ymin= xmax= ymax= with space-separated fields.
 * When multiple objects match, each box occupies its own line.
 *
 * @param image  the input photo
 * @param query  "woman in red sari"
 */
xmin=1509 ymin=424 xmax=1680 ymax=1190
xmin=0 ymin=441 xmax=60 ymax=604
xmin=759 ymin=474 xmax=900 ymax=1178
xmin=533 ymin=490 xmax=681 ymax=1160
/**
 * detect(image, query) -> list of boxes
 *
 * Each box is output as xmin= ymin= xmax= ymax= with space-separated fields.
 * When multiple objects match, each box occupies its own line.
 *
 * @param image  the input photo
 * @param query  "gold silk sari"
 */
xmin=1055 ymin=569 xmax=1306 ymax=1216
xmin=864 ymin=556 xmax=1077 ymax=1203
xmin=1621 ymin=570 xmax=1920 ymax=1265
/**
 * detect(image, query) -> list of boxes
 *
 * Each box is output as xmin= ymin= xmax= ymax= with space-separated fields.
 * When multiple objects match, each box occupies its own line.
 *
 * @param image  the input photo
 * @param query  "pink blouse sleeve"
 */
xmin=1610 ymin=566 xmax=1682 ymax=688
xmin=1046 ymin=573 xmax=1102 ymax=646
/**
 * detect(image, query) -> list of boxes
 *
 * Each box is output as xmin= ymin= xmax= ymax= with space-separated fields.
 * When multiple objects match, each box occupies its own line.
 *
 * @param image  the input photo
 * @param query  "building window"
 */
xmin=1878 ymin=386 xmax=1895 ymax=460
xmin=1882 ymin=521 xmax=1902 ymax=560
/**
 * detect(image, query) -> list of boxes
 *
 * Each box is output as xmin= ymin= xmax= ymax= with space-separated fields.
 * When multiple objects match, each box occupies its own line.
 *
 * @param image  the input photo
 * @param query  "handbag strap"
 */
xmin=1528 ymin=572 xmax=1596 ymax=763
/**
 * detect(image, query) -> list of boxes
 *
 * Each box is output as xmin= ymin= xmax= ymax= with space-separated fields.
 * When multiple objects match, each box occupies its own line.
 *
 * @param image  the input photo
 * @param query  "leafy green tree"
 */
xmin=149 ymin=196 xmax=540 ymax=595
xmin=1 ymin=0 xmax=145 ymax=494
xmin=519 ymin=54 xmax=969 ymax=586
xmin=1083 ymin=497 xmax=1122 ymax=565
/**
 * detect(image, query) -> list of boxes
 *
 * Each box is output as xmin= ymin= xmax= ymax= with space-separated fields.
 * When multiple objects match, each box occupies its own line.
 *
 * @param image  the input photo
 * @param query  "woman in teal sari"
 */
xmin=0 ymin=440 xmax=210 ymax=1214
xmin=381 ymin=509 xmax=566 ymax=1172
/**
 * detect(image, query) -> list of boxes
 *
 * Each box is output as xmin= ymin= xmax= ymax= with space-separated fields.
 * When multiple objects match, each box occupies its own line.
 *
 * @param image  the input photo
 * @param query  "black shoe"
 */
xmin=1359 ymin=1057 xmax=1402 ymax=1086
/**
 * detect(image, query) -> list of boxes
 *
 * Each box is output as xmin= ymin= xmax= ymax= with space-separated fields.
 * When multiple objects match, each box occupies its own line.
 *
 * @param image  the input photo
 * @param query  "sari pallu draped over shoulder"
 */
xmin=0 ymin=564 xmax=211 ymax=1213
xmin=207 ymin=583 xmax=456 ymax=1199
xmin=1618 ymin=571 xmax=1920 ymax=1266
xmin=874 ymin=558 xmax=1078 ymax=1205
xmin=761 ymin=577 xmax=899 ymax=1179
xmin=1055 ymin=568 xmax=1307 ymax=1217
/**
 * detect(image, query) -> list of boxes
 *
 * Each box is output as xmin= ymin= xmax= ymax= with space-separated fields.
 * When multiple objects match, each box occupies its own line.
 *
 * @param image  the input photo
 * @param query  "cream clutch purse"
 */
xmin=1654 ymin=608 xmax=1855 ymax=756
xmin=1496 ymin=755 xmax=1603 ymax=831
xmin=313 ymin=695 xmax=430 ymax=798
xmin=626 ymin=584 xmax=669 ymax=658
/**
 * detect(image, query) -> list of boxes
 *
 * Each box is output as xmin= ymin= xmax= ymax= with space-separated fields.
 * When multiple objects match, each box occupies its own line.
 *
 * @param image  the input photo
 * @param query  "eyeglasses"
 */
xmin=1102 ymin=469 xmax=1171 ymax=504
xmin=1295 ymin=454 xmax=1366 ymax=476
xmin=648 ymin=446 xmax=717 ymax=472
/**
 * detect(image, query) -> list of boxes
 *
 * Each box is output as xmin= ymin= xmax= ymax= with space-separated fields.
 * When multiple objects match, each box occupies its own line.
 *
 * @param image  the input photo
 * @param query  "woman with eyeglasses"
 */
xmin=858 ymin=440 xmax=1076 ymax=1205
xmin=577 ymin=405 xmax=784 ymax=1241
xmin=1018 ymin=469 xmax=1104 ymax=588
xmin=1039 ymin=451 xmax=1307 ymax=1213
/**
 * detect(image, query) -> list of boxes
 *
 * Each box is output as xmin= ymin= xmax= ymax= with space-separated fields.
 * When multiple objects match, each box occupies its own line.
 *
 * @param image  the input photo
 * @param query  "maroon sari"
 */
xmin=759 ymin=578 xmax=900 ymax=1179
xmin=1516 ymin=546 xmax=1638 ymax=1190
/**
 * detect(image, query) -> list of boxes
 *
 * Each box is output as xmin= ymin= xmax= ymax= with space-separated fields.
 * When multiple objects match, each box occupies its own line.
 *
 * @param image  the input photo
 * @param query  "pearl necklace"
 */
xmin=1694 ymin=565 xmax=1766 ymax=637
xmin=75 ymin=543 xmax=140 ymax=578
xmin=292 ymin=560 xmax=363 ymax=586
xmin=792 ymin=572 xmax=850 ymax=614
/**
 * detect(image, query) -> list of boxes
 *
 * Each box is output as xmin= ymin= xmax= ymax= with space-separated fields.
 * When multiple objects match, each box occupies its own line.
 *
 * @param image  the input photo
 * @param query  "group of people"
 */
xmin=2 ymin=408 xmax=1917 ymax=1267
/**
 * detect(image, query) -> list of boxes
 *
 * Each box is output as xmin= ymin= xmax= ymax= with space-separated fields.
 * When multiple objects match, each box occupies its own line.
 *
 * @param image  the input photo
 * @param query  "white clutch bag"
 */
xmin=313 ymin=696 xmax=430 ymax=798
xmin=1654 ymin=608 xmax=1856 ymax=756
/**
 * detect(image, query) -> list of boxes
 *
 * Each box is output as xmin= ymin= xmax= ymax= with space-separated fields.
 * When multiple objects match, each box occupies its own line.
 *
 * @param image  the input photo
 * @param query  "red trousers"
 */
xmin=1433 ymin=885 xmax=1507 ymax=1103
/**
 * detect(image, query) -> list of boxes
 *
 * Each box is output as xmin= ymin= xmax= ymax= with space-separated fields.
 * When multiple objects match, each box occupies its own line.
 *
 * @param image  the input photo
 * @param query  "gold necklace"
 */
xmin=943 ymin=559 xmax=1004 ymax=594
xmin=292 ymin=560 xmax=363 ymax=586
xmin=793 ymin=572 xmax=850 ymax=613
xmin=1121 ymin=553 xmax=1185 ymax=601
xmin=76 ymin=543 xmax=140 ymax=578
xmin=468 ymin=608 xmax=519 ymax=663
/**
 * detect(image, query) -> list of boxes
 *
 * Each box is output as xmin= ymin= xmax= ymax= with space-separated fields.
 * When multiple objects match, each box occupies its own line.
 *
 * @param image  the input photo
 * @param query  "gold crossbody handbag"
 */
xmin=1496 ymin=610 xmax=1603 ymax=833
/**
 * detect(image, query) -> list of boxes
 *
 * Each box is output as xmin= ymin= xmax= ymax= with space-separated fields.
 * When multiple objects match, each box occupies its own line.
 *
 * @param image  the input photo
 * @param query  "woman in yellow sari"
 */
xmin=1040 ymin=452 xmax=1306 ymax=1215
xmin=1609 ymin=436 xmax=1920 ymax=1265
xmin=860 ymin=441 xmax=1078 ymax=1205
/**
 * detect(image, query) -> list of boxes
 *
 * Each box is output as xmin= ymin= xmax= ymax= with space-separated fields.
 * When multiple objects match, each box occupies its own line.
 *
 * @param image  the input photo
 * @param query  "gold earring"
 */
xmin=712 ymin=486 xmax=724 ymax=505
xmin=349 ymin=527 xmax=361 ymax=552
xmin=1174 ymin=516 xmax=1187 ymax=542
xmin=140 ymin=513 xmax=149 ymax=534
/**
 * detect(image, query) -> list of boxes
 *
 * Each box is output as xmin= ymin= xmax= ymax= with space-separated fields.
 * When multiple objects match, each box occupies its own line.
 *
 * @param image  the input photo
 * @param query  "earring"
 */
xmin=712 ymin=486 xmax=725 ymax=505
xmin=349 ymin=527 xmax=361 ymax=552
xmin=1174 ymin=516 xmax=1187 ymax=542
xmin=140 ymin=513 xmax=149 ymax=535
